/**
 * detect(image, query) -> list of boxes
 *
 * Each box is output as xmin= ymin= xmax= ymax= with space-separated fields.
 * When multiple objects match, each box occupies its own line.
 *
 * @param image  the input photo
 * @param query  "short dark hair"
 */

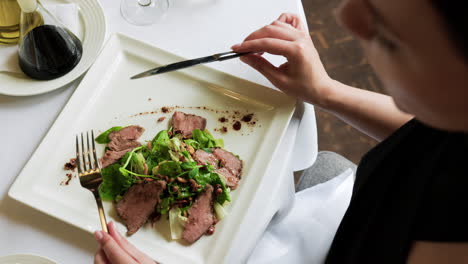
xmin=431 ymin=1 xmax=468 ymax=61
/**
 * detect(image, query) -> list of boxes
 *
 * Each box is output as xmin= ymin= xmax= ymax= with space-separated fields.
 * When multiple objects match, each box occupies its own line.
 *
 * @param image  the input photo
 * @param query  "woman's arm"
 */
xmin=232 ymin=13 xmax=412 ymax=141
xmin=407 ymin=241 xmax=468 ymax=264
xmin=323 ymin=80 xmax=412 ymax=141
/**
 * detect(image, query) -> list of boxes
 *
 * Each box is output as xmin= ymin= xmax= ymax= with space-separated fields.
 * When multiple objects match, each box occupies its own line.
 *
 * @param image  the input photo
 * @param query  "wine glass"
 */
xmin=120 ymin=0 xmax=169 ymax=26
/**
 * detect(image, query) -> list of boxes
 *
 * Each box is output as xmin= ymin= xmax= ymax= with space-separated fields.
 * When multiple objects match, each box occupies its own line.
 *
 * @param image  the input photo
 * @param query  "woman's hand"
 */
xmin=232 ymin=13 xmax=333 ymax=106
xmin=94 ymin=222 xmax=155 ymax=264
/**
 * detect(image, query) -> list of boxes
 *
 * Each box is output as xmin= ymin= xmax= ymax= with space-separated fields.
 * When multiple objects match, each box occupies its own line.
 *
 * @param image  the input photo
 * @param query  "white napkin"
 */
xmin=292 ymin=102 xmax=318 ymax=171
xmin=247 ymin=168 xmax=355 ymax=264
xmin=0 ymin=4 xmax=79 ymax=73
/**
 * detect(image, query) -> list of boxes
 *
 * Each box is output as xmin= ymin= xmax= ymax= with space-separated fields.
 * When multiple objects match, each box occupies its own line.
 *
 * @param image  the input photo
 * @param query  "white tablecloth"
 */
xmin=0 ymin=0 xmax=317 ymax=263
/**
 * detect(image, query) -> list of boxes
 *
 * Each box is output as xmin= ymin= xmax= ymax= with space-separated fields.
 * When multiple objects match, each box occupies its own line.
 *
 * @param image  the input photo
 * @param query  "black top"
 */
xmin=325 ymin=119 xmax=468 ymax=264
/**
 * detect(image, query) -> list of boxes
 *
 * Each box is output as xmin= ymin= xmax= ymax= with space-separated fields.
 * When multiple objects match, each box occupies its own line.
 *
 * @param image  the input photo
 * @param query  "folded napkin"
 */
xmin=247 ymin=168 xmax=355 ymax=264
xmin=0 ymin=4 xmax=80 ymax=73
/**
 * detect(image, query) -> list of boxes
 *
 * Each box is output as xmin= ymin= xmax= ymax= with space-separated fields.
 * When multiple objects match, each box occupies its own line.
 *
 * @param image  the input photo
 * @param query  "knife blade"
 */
xmin=130 ymin=51 xmax=252 ymax=79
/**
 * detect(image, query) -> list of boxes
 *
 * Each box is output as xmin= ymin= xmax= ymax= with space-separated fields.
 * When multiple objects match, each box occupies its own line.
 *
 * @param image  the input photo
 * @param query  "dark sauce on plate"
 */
xmin=19 ymin=25 xmax=82 ymax=80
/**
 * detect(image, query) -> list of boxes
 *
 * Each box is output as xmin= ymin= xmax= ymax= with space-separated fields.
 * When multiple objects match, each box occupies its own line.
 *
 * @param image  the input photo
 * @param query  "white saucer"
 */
xmin=0 ymin=0 xmax=106 ymax=96
xmin=0 ymin=254 xmax=57 ymax=264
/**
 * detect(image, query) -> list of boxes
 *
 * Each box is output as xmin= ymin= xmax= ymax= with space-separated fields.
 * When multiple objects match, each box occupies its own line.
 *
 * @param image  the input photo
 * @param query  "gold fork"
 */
xmin=76 ymin=131 xmax=108 ymax=233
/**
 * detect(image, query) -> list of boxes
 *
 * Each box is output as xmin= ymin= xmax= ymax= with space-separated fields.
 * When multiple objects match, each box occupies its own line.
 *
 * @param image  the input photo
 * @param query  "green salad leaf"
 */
xmin=169 ymin=207 xmax=188 ymax=240
xmin=152 ymin=130 xmax=170 ymax=153
xmin=97 ymin=122 xmax=237 ymax=233
xmin=192 ymin=169 xmax=212 ymax=187
xmin=99 ymin=163 xmax=136 ymax=201
xmin=154 ymin=161 xmax=182 ymax=177
xmin=184 ymin=139 xmax=200 ymax=150
xmin=192 ymin=129 xmax=224 ymax=149
xmin=158 ymin=197 xmax=174 ymax=215
xmin=180 ymin=161 xmax=198 ymax=170
xmin=130 ymin=152 xmax=146 ymax=175
xmin=95 ymin=126 xmax=124 ymax=144
xmin=211 ymin=172 xmax=231 ymax=204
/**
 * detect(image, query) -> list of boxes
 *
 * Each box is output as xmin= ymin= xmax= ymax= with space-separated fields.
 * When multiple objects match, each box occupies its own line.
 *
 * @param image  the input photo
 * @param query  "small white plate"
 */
xmin=0 ymin=254 xmax=56 ymax=264
xmin=9 ymin=33 xmax=296 ymax=264
xmin=0 ymin=0 xmax=106 ymax=96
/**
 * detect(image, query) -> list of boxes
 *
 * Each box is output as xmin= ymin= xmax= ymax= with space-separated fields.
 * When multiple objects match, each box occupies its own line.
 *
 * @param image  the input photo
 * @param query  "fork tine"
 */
xmin=81 ymin=133 xmax=88 ymax=171
xmin=76 ymin=135 xmax=83 ymax=174
xmin=91 ymin=130 xmax=101 ymax=170
xmin=86 ymin=131 xmax=94 ymax=170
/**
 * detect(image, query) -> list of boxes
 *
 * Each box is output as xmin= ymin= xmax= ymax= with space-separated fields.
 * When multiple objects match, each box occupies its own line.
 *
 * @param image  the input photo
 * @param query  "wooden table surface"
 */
xmin=303 ymin=0 xmax=385 ymax=163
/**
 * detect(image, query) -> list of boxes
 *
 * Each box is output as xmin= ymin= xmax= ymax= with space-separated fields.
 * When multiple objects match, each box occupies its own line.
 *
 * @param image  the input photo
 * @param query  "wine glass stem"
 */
xmin=138 ymin=0 xmax=151 ymax=6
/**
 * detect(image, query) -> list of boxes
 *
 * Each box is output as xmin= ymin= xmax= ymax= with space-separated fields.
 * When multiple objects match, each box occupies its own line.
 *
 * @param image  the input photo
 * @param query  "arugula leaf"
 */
xmin=168 ymin=137 xmax=182 ymax=152
xmin=210 ymin=172 xmax=231 ymax=204
xmin=192 ymin=129 xmax=224 ymax=149
xmin=140 ymin=146 xmax=167 ymax=172
xmin=181 ymin=161 xmax=198 ymax=170
xmin=192 ymin=169 xmax=212 ymax=187
xmin=188 ymin=167 xmax=199 ymax=179
xmin=155 ymin=161 xmax=182 ymax=177
xmin=99 ymin=164 xmax=136 ymax=201
xmin=157 ymin=197 xmax=174 ymax=214
xmin=168 ymin=150 xmax=180 ymax=162
xmin=184 ymin=139 xmax=201 ymax=150
xmin=95 ymin=126 xmax=123 ymax=144
xmin=177 ymin=186 xmax=192 ymax=199
xmin=192 ymin=129 xmax=209 ymax=148
xmin=181 ymin=151 xmax=191 ymax=160
xmin=152 ymin=130 xmax=170 ymax=153
xmin=130 ymin=152 xmax=146 ymax=175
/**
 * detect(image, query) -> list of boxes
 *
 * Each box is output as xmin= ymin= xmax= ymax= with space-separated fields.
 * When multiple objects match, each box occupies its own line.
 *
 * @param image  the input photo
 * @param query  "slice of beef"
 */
xmin=215 ymin=167 xmax=240 ymax=190
xmin=101 ymin=148 xmax=136 ymax=168
xmin=182 ymin=184 xmax=214 ymax=243
xmin=116 ymin=180 xmax=166 ymax=235
xmin=100 ymin=125 xmax=144 ymax=168
xmin=109 ymin=125 xmax=145 ymax=141
xmin=172 ymin=111 xmax=207 ymax=138
xmin=213 ymin=148 xmax=243 ymax=189
xmin=193 ymin=149 xmax=219 ymax=168
xmin=107 ymin=135 xmax=141 ymax=152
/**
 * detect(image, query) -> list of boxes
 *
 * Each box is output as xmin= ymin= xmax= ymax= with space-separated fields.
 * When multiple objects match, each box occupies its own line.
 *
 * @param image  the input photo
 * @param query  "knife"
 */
xmin=130 ymin=51 xmax=252 ymax=79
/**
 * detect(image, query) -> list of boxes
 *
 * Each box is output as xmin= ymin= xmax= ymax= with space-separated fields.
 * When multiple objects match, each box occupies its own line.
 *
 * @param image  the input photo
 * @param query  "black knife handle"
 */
xmin=152 ymin=55 xmax=217 ymax=75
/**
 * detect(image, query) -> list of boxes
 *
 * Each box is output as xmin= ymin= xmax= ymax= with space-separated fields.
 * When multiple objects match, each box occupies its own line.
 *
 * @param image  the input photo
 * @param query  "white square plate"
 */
xmin=8 ymin=33 xmax=295 ymax=264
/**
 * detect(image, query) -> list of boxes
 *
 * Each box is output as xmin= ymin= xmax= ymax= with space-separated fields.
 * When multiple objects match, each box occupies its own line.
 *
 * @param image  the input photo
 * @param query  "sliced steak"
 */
xmin=116 ymin=180 xmax=166 ymax=235
xmin=182 ymin=184 xmax=214 ymax=243
xmin=193 ymin=149 xmax=218 ymax=168
xmin=100 ymin=125 xmax=144 ymax=168
xmin=213 ymin=148 xmax=243 ymax=189
xmin=172 ymin=111 xmax=207 ymax=138
xmin=108 ymin=135 xmax=141 ymax=152
xmin=109 ymin=125 xmax=145 ymax=141
xmin=100 ymin=149 xmax=131 ymax=168
xmin=215 ymin=167 xmax=240 ymax=190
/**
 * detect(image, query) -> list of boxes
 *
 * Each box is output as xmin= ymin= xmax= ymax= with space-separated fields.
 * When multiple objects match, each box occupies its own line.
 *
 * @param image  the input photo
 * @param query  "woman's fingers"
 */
xmin=243 ymin=24 xmax=300 ymax=42
xmin=240 ymin=54 xmax=287 ymax=87
xmin=95 ymin=231 xmax=136 ymax=264
xmin=232 ymin=38 xmax=296 ymax=58
xmin=108 ymin=222 xmax=151 ymax=263
xmin=94 ymin=249 xmax=110 ymax=264
xmin=278 ymin=13 xmax=306 ymax=31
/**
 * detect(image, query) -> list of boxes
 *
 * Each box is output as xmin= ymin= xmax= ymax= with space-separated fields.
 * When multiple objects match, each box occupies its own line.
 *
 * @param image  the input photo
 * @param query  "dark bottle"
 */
xmin=18 ymin=25 xmax=82 ymax=80
xmin=17 ymin=0 xmax=82 ymax=80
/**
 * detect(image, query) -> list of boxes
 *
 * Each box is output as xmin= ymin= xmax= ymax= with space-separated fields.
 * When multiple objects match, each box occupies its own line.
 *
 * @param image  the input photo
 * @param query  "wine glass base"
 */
xmin=121 ymin=0 xmax=169 ymax=26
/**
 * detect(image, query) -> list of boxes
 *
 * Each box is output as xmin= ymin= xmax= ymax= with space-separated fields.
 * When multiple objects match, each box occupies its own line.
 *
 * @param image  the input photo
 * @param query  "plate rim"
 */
xmin=0 ymin=254 xmax=57 ymax=264
xmin=8 ymin=32 xmax=297 ymax=263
